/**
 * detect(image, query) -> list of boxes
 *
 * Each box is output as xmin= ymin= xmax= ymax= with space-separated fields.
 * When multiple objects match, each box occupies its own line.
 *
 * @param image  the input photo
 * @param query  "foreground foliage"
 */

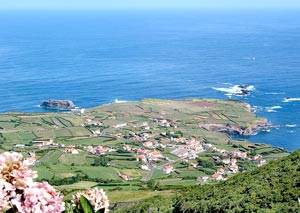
xmin=0 ymin=152 xmax=109 ymax=213
xmin=114 ymin=150 xmax=300 ymax=212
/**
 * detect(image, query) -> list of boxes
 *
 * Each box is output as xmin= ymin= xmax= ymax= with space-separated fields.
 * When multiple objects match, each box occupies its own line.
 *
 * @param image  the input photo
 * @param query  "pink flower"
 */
xmin=72 ymin=188 xmax=110 ymax=212
xmin=0 ymin=152 xmax=65 ymax=213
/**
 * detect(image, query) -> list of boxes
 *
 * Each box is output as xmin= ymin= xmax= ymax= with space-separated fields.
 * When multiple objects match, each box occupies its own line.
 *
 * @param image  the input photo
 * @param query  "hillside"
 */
xmin=113 ymin=150 xmax=300 ymax=212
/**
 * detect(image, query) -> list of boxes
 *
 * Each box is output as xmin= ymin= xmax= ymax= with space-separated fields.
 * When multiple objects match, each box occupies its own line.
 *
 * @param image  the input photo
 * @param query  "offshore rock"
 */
xmin=40 ymin=100 xmax=75 ymax=110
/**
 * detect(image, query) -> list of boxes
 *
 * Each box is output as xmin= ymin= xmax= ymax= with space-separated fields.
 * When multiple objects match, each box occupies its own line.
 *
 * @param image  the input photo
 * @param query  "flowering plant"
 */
xmin=0 ymin=151 xmax=110 ymax=213
xmin=69 ymin=188 xmax=109 ymax=213
xmin=0 ymin=152 xmax=65 ymax=213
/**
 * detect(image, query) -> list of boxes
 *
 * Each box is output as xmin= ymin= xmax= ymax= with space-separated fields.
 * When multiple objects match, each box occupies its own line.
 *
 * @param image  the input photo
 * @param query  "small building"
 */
xmin=211 ymin=173 xmax=223 ymax=181
xmin=149 ymin=150 xmax=163 ymax=160
xmin=163 ymin=165 xmax=174 ymax=174
xmin=222 ymin=158 xmax=231 ymax=164
xmin=114 ymin=123 xmax=127 ymax=129
xmin=71 ymin=108 xmax=85 ymax=115
xmin=120 ymin=174 xmax=129 ymax=180
xmin=141 ymin=164 xmax=150 ymax=170
xmin=229 ymin=164 xmax=238 ymax=173
xmin=258 ymin=159 xmax=267 ymax=167
xmin=217 ymin=168 xmax=225 ymax=175
xmin=231 ymin=158 xmax=237 ymax=164
xmin=197 ymin=176 xmax=210 ymax=184
xmin=190 ymin=162 xmax=198 ymax=168
xmin=64 ymin=148 xmax=79 ymax=154
xmin=136 ymin=155 xmax=147 ymax=163
xmin=171 ymin=149 xmax=189 ymax=158
xmin=252 ymin=154 xmax=263 ymax=161
xmin=143 ymin=141 xmax=154 ymax=148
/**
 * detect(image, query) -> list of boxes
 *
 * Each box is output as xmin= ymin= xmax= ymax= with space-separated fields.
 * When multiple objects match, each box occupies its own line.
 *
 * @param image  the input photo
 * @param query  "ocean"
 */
xmin=0 ymin=9 xmax=300 ymax=151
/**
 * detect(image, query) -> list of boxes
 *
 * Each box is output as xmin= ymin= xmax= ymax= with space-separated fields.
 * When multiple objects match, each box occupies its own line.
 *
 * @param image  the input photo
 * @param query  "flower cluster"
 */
xmin=0 ymin=152 xmax=65 ymax=213
xmin=72 ymin=188 xmax=110 ymax=212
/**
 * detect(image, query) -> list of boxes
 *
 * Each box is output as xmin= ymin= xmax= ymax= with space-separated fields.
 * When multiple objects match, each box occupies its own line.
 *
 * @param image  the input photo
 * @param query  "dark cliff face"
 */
xmin=40 ymin=100 xmax=75 ymax=110
xmin=199 ymin=119 xmax=270 ymax=136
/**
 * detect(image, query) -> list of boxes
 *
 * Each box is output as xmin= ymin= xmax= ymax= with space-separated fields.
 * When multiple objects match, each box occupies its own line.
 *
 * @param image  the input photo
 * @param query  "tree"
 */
xmin=92 ymin=156 xmax=108 ymax=167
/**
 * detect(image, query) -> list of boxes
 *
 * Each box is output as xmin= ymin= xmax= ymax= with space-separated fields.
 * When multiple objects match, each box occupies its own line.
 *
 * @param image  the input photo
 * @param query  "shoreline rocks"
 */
xmin=40 ymin=100 xmax=75 ymax=110
xmin=200 ymin=119 xmax=270 ymax=136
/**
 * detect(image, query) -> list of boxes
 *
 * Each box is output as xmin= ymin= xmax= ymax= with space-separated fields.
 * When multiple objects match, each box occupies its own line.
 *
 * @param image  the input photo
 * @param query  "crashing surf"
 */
xmin=212 ymin=84 xmax=255 ymax=97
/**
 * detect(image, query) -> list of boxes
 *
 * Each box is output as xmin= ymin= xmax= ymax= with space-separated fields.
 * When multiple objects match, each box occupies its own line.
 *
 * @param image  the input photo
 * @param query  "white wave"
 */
xmin=212 ymin=85 xmax=255 ymax=97
xmin=271 ymin=106 xmax=282 ymax=109
xmin=243 ymin=57 xmax=256 ymax=60
xmin=265 ymin=92 xmax=286 ymax=95
xmin=254 ymin=105 xmax=282 ymax=113
xmin=265 ymin=106 xmax=282 ymax=113
xmin=114 ymin=99 xmax=129 ymax=103
xmin=269 ymin=106 xmax=282 ymax=109
xmin=285 ymin=124 xmax=297 ymax=128
xmin=283 ymin=97 xmax=300 ymax=102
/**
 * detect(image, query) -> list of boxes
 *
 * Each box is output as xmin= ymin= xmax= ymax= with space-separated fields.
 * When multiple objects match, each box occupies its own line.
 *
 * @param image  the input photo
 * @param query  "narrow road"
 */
xmin=157 ymin=151 xmax=203 ymax=170
xmin=31 ymin=150 xmax=55 ymax=168
xmin=144 ymin=167 xmax=154 ymax=182
xmin=143 ymin=150 xmax=204 ymax=181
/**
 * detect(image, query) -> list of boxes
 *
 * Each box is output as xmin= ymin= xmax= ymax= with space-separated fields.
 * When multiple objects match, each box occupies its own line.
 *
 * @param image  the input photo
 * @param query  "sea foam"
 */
xmin=212 ymin=85 xmax=255 ymax=97
xmin=283 ymin=98 xmax=300 ymax=102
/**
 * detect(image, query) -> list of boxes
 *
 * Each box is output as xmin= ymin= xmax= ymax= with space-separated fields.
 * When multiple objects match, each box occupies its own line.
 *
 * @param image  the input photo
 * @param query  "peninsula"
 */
xmin=0 ymin=98 xmax=288 ymax=205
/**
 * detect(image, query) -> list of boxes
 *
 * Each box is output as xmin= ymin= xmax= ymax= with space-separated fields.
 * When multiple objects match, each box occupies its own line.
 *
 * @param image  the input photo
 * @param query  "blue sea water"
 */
xmin=0 ymin=9 xmax=300 ymax=151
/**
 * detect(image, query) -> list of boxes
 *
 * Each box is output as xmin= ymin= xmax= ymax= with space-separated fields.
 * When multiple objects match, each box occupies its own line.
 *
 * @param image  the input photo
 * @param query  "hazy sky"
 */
xmin=0 ymin=0 xmax=300 ymax=10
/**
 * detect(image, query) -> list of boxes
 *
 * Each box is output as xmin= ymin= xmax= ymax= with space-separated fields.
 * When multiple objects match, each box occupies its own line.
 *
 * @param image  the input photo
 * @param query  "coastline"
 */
xmin=0 ymin=97 xmax=289 ymax=204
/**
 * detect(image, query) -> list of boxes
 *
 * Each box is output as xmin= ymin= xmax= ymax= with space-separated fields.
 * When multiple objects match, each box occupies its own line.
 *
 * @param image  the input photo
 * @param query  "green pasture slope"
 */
xmin=115 ymin=150 xmax=300 ymax=212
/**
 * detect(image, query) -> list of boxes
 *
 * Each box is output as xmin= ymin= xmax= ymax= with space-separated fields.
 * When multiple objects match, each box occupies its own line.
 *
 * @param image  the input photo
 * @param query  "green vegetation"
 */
xmin=115 ymin=151 xmax=300 ymax=212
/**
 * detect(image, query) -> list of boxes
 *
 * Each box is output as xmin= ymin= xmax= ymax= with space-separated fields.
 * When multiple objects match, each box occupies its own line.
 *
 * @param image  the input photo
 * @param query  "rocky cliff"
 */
xmin=199 ymin=119 xmax=270 ymax=136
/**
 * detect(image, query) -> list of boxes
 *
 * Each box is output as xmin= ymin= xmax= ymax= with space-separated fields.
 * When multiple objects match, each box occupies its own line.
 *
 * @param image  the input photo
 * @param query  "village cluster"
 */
xmin=15 ymin=114 xmax=267 ymax=184
xmin=83 ymin=116 xmax=268 ymax=183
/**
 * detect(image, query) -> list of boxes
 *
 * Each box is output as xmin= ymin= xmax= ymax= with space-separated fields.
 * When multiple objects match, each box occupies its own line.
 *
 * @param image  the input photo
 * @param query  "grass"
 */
xmin=2 ymin=132 xmax=22 ymax=142
xmin=41 ymin=150 xmax=63 ymax=165
xmin=111 ymin=160 xmax=139 ymax=169
xmin=0 ymin=121 xmax=16 ymax=129
xmin=158 ymin=178 xmax=196 ymax=186
xmin=79 ymin=166 xmax=120 ymax=180
xmin=68 ymin=127 xmax=91 ymax=136
xmin=164 ymin=153 xmax=180 ymax=161
xmin=56 ymin=181 xmax=98 ymax=191
xmin=18 ymin=132 xmax=36 ymax=141
xmin=174 ymin=168 xmax=205 ymax=179
xmin=54 ymin=129 xmax=72 ymax=137
xmin=264 ymin=152 xmax=289 ymax=160
xmin=107 ymin=190 xmax=175 ymax=203
xmin=35 ymin=167 xmax=55 ymax=180
xmin=151 ymin=169 xmax=168 ymax=179
xmin=118 ymin=169 xmax=146 ymax=177
xmin=33 ymin=129 xmax=56 ymax=138
xmin=64 ymin=137 xmax=102 ymax=145
xmin=58 ymin=152 xmax=88 ymax=166
xmin=255 ymin=147 xmax=278 ymax=154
